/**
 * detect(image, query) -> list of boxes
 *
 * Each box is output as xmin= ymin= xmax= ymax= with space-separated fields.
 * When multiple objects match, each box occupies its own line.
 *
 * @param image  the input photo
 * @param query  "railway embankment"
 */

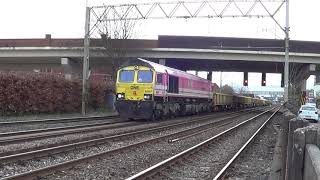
xmin=268 ymin=107 xmax=294 ymax=180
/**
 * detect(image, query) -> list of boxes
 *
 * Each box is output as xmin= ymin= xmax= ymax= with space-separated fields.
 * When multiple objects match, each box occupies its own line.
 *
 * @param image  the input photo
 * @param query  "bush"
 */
xmin=0 ymin=72 xmax=113 ymax=115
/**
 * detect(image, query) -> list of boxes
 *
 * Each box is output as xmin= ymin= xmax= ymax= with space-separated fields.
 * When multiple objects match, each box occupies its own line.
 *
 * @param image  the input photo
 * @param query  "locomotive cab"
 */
xmin=115 ymin=62 xmax=156 ymax=120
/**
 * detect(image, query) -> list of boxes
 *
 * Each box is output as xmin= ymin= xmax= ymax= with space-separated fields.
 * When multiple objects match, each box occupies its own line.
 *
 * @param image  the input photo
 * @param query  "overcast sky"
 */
xmin=1 ymin=0 xmax=318 ymax=41
xmin=0 ymin=0 xmax=318 ymax=90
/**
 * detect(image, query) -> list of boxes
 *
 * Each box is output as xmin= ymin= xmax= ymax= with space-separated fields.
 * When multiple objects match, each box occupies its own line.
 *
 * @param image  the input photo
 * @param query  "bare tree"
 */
xmin=100 ymin=8 xmax=138 ymax=81
xmin=288 ymin=63 xmax=300 ymax=97
xmin=287 ymin=62 xmax=306 ymax=112
xmin=237 ymin=86 xmax=248 ymax=95
xmin=220 ymin=85 xmax=235 ymax=95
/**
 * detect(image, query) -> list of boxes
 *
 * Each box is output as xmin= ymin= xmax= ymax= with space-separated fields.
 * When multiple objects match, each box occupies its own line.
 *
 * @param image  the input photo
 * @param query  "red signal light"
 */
xmin=243 ymin=79 xmax=248 ymax=86
xmin=243 ymin=72 xmax=248 ymax=86
xmin=262 ymin=73 xmax=266 ymax=86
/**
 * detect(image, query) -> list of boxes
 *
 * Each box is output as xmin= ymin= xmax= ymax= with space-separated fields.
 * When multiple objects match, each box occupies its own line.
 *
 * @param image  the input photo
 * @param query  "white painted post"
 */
xmin=284 ymin=0 xmax=290 ymax=102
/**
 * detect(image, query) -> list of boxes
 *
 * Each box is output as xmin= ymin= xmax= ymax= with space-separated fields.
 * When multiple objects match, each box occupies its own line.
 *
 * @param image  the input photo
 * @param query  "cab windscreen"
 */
xmin=137 ymin=70 xmax=153 ymax=83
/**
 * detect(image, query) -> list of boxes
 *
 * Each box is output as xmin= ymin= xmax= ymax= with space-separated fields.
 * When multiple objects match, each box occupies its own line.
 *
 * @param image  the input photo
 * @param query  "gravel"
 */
xmin=155 ymin=113 xmax=273 ymax=180
xmin=222 ymin=114 xmax=282 ymax=180
xmin=0 ymin=111 xmax=260 ymax=178
xmin=37 ymin=111 xmax=263 ymax=180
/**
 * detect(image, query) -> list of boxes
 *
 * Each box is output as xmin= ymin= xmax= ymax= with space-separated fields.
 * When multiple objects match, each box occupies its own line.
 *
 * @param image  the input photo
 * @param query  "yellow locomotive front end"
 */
xmin=115 ymin=64 xmax=156 ymax=120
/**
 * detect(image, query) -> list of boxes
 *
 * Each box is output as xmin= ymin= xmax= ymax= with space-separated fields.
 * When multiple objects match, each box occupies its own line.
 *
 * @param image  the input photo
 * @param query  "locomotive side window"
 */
xmin=156 ymin=74 xmax=163 ymax=84
xmin=119 ymin=70 xmax=134 ymax=82
xmin=138 ymin=70 xmax=153 ymax=83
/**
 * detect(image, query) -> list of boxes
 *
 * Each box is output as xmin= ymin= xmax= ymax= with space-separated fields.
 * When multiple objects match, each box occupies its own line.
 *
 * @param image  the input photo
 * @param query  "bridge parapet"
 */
xmin=285 ymin=119 xmax=320 ymax=180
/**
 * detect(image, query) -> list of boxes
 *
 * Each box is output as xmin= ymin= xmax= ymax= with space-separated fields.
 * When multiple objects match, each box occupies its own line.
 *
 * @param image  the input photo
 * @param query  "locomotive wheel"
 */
xmin=169 ymin=110 xmax=175 ymax=118
xmin=151 ymin=109 xmax=162 ymax=121
xmin=162 ymin=113 xmax=169 ymax=121
xmin=150 ymin=112 xmax=157 ymax=121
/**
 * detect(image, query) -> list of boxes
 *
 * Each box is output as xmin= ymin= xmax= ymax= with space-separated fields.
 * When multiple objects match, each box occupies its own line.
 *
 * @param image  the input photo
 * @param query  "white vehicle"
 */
xmin=298 ymin=105 xmax=319 ymax=123
xmin=305 ymin=103 xmax=317 ymax=107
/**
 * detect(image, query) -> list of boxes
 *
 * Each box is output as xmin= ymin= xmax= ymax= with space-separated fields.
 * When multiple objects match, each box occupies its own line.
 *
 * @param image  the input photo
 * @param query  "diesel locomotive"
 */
xmin=115 ymin=58 xmax=270 ymax=120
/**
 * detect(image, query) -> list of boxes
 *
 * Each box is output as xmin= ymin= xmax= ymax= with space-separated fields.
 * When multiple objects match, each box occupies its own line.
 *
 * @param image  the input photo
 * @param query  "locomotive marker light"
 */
xmin=144 ymin=94 xmax=152 ymax=100
xmin=116 ymin=93 xmax=125 ymax=100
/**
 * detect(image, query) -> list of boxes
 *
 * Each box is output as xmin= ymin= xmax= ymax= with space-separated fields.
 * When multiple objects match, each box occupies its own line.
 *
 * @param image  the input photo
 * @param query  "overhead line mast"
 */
xmin=82 ymin=0 xmax=289 ymax=115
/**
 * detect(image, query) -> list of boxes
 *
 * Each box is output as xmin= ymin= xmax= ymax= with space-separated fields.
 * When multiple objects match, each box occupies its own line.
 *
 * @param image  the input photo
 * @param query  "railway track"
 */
xmin=0 ymin=119 xmax=126 ymax=137
xmin=0 ymin=120 xmax=138 ymax=145
xmin=0 ymin=108 xmax=268 ymax=179
xmin=126 ymin=106 xmax=280 ymax=180
xmin=212 ymin=107 xmax=281 ymax=180
xmin=0 ymin=107 xmax=264 ymax=146
xmin=0 ymin=115 xmax=119 ymax=126
xmin=0 ymin=108 xmax=261 ymax=161
xmin=0 ymin=115 xmax=125 ymax=137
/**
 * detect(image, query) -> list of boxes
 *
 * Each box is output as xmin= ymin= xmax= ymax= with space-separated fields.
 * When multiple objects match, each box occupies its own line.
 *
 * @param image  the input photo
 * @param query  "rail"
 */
xmin=126 ymin=106 xmax=279 ymax=179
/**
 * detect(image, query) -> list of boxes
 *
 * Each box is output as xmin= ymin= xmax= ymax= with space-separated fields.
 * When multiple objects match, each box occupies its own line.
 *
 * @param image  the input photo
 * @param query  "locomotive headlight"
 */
xmin=117 ymin=93 xmax=125 ymax=100
xmin=144 ymin=94 xmax=152 ymax=100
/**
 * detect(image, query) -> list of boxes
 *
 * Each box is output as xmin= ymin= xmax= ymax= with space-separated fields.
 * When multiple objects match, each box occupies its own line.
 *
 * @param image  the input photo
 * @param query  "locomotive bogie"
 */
xmin=115 ymin=100 xmax=155 ymax=120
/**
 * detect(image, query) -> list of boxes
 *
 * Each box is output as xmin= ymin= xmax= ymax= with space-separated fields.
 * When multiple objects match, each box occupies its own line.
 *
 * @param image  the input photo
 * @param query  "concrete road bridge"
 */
xmin=1 ymin=35 xmax=320 ymax=91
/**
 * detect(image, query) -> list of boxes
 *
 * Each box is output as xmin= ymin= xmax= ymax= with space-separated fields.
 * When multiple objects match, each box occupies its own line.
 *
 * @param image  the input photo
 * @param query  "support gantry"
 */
xmin=82 ymin=0 xmax=289 ymax=115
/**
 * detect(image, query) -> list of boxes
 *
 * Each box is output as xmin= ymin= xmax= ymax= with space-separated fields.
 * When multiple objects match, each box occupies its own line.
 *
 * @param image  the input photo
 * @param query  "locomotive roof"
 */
xmin=120 ymin=59 xmax=153 ymax=69
xmin=138 ymin=58 xmax=211 ymax=83
xmin=120 ymin=58 xmax=211 ymax=83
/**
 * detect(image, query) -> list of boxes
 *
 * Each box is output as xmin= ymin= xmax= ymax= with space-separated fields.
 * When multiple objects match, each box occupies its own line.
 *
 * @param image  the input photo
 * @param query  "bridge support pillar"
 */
xmin=61 ymin=57 xmax=81 ymax=80
xmin=159 ymin=59 xmax=166 ymax=65
xmin=207 ymin=71 xmax=212 ymax=81
xmin=288 ymin=64 xmax=315 ymax=110
xmin=300 ymin=80 xmax=307 ymax=92
xmin=313 ymin=65 xmax=320 ymax=97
